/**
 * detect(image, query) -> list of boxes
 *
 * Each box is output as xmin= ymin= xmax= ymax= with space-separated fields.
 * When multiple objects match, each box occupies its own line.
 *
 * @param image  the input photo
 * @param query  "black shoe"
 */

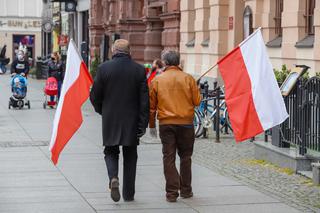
xmin=123 ymin=197 xmax=134 ymax=202
xmin=110 ymin=178 xmax=120 ymax=202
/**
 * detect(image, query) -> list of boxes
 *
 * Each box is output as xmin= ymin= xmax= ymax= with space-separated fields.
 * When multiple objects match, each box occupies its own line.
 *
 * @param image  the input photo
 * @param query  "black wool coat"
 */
xmin=90 ymin=54 xmax=149 ymax=146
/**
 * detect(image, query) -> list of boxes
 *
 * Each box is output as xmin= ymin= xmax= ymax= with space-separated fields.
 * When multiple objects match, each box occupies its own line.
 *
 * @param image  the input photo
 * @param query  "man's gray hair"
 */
xmin=161 ymin=50 xmax=180 ymax=66
xmin=112 ymin=39 xmax=130 ymax=55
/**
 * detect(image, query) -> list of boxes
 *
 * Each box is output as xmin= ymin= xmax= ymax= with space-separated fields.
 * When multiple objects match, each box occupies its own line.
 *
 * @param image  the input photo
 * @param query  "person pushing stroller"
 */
xmin=9 ymin=50 xmax=30 ymax=109
xmin=47 ymin=52 xmax=64 ymax=103
xmin=9 ymin=72 xmax=30 ymax=109
xmin=11 ymin=50 xmax=29 ymax=77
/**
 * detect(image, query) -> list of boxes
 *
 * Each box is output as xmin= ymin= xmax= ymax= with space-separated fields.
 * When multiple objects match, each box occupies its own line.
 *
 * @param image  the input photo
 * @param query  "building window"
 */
xmin=275 ymin=0 xmax=283 ymax=36
xmin=243 ymin=6 xmax=253 ymax=39
xmin=305 ymin=0 xmax=315 ymax=35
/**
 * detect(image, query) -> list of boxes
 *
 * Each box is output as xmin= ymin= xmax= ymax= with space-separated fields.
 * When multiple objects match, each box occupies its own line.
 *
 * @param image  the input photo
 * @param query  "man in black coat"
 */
xmin=90 ymin=39 xmax=149 ymax=202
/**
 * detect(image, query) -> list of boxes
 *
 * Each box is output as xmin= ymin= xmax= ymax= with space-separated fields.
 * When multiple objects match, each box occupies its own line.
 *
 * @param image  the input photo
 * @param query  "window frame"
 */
xmin=305 ymin=0 xmax=315 ymax=35
xmin=274 ymin=0 xmax=283 ymax=37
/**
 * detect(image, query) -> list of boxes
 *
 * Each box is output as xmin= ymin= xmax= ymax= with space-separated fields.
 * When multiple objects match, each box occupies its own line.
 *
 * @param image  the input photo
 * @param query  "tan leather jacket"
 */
xmin=149 ymin=66 xmax=201 ymax=128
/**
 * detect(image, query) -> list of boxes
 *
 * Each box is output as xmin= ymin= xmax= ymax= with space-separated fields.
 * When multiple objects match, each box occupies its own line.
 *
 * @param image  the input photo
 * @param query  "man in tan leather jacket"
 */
xmin=149 ymin=50 xmax=201 ymax=202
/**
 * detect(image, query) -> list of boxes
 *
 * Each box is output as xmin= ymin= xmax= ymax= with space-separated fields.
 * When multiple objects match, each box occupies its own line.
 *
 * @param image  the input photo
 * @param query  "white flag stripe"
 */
xmin=240 ymin=30 xmax=289 ymax=130
xmin=49 ymin=40 xmax=81 ymax=150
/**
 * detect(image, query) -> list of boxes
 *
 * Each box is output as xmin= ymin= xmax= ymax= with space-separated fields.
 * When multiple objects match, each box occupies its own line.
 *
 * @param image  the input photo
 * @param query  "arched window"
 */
xmin=243 ymin=6 xmax=253 ymax=39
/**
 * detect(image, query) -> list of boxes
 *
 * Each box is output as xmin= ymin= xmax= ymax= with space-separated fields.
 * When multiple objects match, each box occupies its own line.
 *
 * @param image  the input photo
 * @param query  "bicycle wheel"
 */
xmin=223 ymin=108 xmax=233 ymax=132
xmin=194 ymin=109 xmax=204 ymax=138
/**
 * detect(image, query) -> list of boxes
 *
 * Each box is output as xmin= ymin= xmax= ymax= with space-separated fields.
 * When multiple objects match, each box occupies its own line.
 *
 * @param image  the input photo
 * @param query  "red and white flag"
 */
xmin=50 ymin=40 xmax=93 ymax=165
xmin=218 ymin=28 xmax=288 ymax=142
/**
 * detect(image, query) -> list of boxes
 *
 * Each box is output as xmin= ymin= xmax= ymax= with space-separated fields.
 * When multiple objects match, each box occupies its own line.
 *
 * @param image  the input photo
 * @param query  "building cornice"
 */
xmin=0 ymin=16 xmax=42 ymax=19
xmin=159 ymin=11 xmax=180 ymax=20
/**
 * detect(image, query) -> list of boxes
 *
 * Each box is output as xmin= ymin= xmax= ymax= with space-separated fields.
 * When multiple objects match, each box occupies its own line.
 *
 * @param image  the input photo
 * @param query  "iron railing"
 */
xmin=274 ymin=76 xmax=320 ymax=157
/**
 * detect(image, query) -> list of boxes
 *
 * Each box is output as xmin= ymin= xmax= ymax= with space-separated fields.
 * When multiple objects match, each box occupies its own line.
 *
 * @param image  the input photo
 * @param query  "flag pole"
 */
xmin=239 ymin=27 xmax=262 ymax=46
xmin=196 ymin=62 xmax=218 ymax=83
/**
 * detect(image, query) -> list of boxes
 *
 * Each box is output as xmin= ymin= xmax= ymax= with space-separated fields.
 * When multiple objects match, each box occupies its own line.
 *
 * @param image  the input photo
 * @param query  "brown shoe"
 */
xmin=180 ymin=192 xmax=193 ymax=199
xmin=166 ymin=197 xmax=177 ymax=202
xmin=110 ymin=178 xmax=120 ymax=202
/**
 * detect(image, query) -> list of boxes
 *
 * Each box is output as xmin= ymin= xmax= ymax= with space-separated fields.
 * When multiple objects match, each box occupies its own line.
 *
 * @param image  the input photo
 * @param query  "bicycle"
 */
xmin=194 ymin=84 xmax=232 ymax=138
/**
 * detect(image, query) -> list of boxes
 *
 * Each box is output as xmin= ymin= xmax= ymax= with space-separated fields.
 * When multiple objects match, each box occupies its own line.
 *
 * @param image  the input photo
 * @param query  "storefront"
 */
xmin=0 ymin=17 xmax=42 ymax=66
xmin=76 ymin=0 xmax=90 ymax=65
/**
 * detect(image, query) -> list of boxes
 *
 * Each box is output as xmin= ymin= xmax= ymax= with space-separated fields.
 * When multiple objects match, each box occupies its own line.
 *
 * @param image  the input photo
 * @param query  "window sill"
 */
xmin=201 ymin=38 xmax=210 ymax=47
xmin=266 ymin=36 xmax=282 ymax=48
xmin=295 ymin=35 xmax=314 ymax=48
xmin=185 ymin=39 xmax=195 ymax=47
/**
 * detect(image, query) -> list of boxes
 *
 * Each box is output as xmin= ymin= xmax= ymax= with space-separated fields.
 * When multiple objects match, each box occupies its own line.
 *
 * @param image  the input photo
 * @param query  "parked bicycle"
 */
xmin=194 ymin=82 xmax=232 ymax=138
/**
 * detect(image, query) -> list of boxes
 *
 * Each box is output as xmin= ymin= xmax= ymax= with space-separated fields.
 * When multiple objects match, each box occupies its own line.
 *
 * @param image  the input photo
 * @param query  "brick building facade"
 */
xmin=89 ymin=0 xmax=180 ymax=63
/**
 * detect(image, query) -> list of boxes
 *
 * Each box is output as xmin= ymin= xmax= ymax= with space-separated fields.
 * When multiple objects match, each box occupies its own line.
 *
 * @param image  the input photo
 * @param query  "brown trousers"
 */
xmin=159 ymin=124 xmax=195 ymax=199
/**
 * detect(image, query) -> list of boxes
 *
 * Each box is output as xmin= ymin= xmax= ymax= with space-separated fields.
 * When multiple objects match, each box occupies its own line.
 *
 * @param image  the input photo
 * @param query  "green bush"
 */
xmin=301 ymin=70 xmax=310 ymax=81
xmin=90 ymin=51 xmax=101 ymax=79
xmin=274 ymin=64 xmax=290 ymax=84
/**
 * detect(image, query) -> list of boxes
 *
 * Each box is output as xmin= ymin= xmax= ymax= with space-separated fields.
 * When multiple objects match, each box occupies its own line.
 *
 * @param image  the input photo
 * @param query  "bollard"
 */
xmin=203 ymin=81 xmax=209 ymax=138
xmin=215 ymin=87 xmax=220 ymax=143
xmin=264 ymin=130 xmax=268 ymax=142
xmin=213 ymin=82 xmax=217 ymax=132
xmin=311 ymin=162 xmax=320 ymax=185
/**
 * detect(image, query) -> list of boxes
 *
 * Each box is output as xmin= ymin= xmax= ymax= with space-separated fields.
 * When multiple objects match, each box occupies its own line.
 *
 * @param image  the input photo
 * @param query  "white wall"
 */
xmin=2 ymin=0 xmax=42 ymax=17
xmin=77 ymin=0 xmax=90 ymax=12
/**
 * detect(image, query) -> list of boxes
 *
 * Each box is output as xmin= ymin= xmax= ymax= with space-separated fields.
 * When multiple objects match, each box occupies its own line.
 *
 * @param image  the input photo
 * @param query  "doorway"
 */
xmin=12 ymin=34 xmax=35 ymax=66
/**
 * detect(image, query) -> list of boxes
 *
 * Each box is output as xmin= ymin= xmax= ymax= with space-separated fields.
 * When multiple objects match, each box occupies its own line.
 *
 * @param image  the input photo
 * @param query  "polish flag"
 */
xmin=49 ymin=40 xmax=93 ymax=165
xmin=218 ymin=28 xmax=288 ymax=142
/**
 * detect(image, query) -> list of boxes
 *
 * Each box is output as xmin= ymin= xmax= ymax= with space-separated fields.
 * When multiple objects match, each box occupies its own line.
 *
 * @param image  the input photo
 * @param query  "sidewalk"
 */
xmin=0 ymin=74 xmax=302 ymax=213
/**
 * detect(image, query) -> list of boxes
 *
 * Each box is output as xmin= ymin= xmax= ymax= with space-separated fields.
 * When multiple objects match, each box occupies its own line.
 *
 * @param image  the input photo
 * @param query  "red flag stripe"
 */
xmin=218 ymin=47 xmax=264 ymax=142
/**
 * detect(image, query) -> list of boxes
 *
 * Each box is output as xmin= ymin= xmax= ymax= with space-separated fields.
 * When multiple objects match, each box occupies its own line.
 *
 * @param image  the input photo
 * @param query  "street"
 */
xmin=0 ymin=73 xmax=303 ymax=213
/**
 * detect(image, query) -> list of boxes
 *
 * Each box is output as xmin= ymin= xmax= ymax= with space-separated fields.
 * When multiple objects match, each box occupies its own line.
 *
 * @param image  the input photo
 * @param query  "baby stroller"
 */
xmin=9 ymin=74 xmax=30 ymax=109
xmin=43 ymin=77 xmax=58 ymax=109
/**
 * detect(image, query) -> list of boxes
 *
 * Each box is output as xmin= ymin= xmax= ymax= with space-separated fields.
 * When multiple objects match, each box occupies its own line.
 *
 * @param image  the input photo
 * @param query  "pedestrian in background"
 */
xmin=0 ymin=45 xmax=10 ymax=74
xmin=90 ymin=39 xmax=149 ymax=202
xmin=48 ymin=52 xmax=64 ymax=102
xmin=149 ymin=50 xmax=201 ymax=202
xmin=147 ymin=59 xmax=164 ymax=85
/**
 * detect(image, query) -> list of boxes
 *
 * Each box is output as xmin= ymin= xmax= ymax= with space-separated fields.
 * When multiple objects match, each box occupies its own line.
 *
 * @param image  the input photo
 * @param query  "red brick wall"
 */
xmin=89 ymin=0 xmax=180 ymax=63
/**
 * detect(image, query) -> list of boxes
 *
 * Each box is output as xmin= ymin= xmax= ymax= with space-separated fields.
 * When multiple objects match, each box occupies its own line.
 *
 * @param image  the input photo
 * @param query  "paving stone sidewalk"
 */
xmin=142 ymin=132 xmax=320 ymax=212
xmin=0 ymin=74 xmax=308 ymax=212
xmin=194 ymin=136 xmax=320 ymax=212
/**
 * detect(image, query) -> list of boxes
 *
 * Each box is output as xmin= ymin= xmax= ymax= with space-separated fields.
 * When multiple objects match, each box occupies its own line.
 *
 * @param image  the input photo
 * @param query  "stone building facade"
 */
xmin=89 ymin=0 xmax=180 ymax=63
xmin=180 ymin=0 xmax=320 ymax=77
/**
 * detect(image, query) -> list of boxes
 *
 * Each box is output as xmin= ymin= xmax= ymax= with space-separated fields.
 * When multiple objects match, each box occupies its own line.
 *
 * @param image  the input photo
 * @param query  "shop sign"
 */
xmin=42 ymin=20 xmax=54 ymax=33
xmin=0 ymin=19 xmax=41 ymax=29
xmin=58 ymin=35 xmax=69 ymax=46
xmin=228 ymin=16 xmax=234 ymax=30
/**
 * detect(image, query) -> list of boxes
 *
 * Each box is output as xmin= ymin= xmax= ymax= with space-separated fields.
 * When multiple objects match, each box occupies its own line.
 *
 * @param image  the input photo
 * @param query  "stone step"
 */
xmin=297 ymin=170 xmax=313 ymax=179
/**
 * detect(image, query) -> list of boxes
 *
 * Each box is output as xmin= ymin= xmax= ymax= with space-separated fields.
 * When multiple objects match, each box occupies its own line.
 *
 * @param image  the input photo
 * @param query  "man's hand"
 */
xmin=149 ymin=128 xmax=157 ymax=138
xmin=21 ymin=72 xmax=25 ymax=77
xmin=11 ymin=73 xmax=16 ymax=77
xmin=137 ymin=128 xmax=146 ymax=138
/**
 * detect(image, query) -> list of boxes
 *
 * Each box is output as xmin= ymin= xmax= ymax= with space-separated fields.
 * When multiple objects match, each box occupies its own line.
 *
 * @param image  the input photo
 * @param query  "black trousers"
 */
xmin=104 ymin=146 xmax=138 ymax=199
